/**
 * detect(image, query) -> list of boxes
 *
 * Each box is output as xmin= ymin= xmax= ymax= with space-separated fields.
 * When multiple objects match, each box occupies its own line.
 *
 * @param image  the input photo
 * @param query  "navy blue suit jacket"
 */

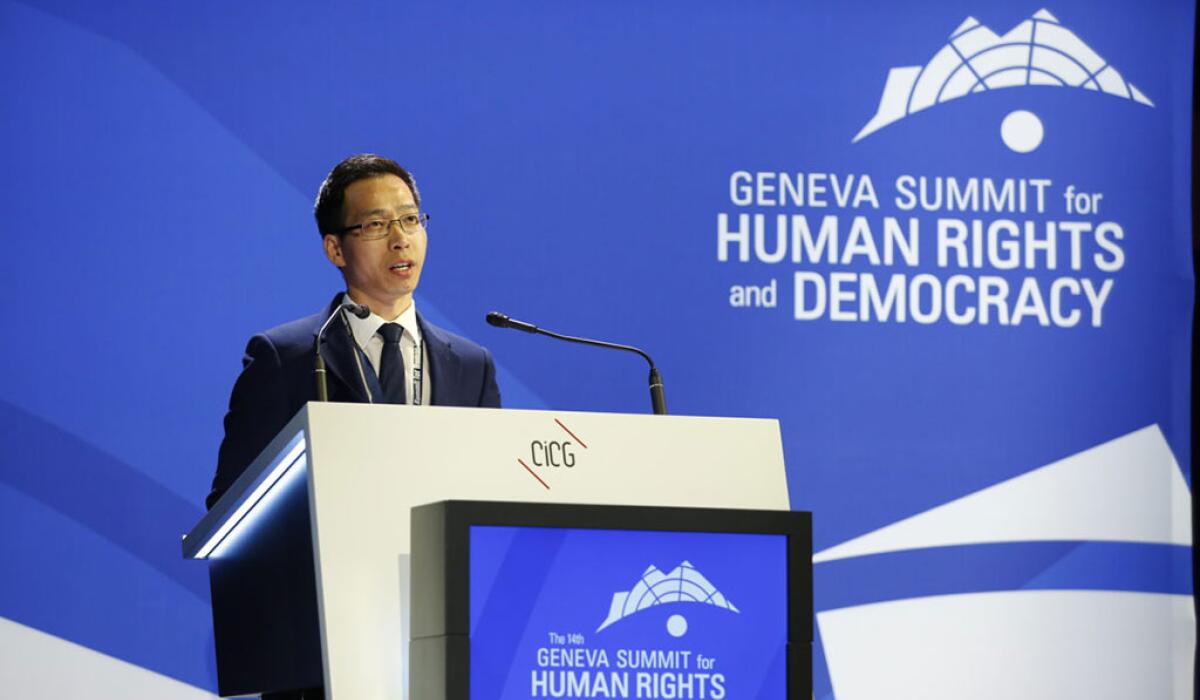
xmin=208 ymin=295 xmax=501 ymax=508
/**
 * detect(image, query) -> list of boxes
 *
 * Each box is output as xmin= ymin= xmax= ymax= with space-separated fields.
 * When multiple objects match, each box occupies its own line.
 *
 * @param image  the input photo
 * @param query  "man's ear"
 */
xmin=323 ymin=234 xmax=346 ymax=268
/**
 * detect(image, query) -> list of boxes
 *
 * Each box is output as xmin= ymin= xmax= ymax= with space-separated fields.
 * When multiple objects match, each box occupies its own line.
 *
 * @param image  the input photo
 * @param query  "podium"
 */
xmin=183 ymin=402 xmax=793 ymax=699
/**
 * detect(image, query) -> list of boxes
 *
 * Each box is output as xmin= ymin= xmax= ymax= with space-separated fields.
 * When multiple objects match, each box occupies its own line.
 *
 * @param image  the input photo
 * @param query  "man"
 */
xmin=209 ymin=153 xmax=501 ymax=509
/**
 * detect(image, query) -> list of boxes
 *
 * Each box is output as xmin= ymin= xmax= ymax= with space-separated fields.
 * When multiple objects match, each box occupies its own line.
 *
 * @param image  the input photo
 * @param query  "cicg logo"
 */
xmin=516 ymin=418 xmax=589 ymax=489
xmin=530 ymin=440 xmax=576 ymax=468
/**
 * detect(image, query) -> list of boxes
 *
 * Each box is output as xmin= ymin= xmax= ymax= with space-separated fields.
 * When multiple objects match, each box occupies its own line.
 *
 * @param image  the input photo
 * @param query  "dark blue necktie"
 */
xmin=377 ymin=322 xmax=406 ymax=404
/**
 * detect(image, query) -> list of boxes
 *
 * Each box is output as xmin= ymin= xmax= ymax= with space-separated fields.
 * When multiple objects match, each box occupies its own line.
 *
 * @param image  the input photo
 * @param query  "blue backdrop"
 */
xmin=0 ymin=1 xmax=1192 ymax=698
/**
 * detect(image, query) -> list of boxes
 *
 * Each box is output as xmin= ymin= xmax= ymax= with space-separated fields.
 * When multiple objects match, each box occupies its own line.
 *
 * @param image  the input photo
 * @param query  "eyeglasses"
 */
xmin=341 ymin=212 xmax=430 ymax=240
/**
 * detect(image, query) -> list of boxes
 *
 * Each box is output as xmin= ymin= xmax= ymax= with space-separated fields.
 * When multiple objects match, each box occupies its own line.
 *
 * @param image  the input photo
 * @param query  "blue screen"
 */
xmin=469 ymin=525 xmax=789 ymax=700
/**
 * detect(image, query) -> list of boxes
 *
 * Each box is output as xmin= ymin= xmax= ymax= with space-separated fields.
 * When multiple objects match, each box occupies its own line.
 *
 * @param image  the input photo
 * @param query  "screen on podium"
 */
xmin=468 ymin=525 xmax=789 ymax=700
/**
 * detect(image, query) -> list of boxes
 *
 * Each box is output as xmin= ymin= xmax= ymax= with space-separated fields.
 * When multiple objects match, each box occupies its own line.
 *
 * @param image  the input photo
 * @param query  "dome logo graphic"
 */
xmin=853 ymin=8 xmax=1154 ymax=152
xmin=596 ymin=561 xmax=739 ymax=638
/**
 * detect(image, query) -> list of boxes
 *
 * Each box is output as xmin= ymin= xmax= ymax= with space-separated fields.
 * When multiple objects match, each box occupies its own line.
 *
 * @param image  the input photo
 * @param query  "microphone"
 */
xmin=486 ymin=311 xmax=667 ymax=415
xmin=314 ymin=302 xmax=372 ymax=400
xmin=486 ymin=311 xmax=537 ymax=333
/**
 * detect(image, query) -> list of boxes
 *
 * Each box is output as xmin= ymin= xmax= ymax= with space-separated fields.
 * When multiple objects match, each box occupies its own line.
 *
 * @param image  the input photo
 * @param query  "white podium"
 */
xmin=184 ymin=402 xmax=790 ymax=699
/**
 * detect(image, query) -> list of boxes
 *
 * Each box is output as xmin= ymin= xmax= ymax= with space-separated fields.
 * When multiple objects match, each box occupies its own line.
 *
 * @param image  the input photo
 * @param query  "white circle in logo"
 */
xmin=666 ymin=614 xmax=688 ymax=637
xmin=1001 ymin=110 xmax=1044 ymax=153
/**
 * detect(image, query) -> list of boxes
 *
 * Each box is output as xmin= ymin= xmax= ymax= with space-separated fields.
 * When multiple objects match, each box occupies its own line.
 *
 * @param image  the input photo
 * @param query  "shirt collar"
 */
xmin=340 ymin=294 xmax=422 ymax=350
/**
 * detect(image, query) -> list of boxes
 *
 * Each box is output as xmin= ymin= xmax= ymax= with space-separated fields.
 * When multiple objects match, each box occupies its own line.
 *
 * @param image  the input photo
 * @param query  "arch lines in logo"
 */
xmin=596 ymin=561 xmax=739 ymax=638
xmin=853 ymin=8 xmax=1153 ymax=152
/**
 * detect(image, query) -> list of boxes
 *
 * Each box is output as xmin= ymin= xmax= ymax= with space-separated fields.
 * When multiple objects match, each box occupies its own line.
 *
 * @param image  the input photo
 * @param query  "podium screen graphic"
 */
xmin=469 ymin=525 xmax=788 ymax=700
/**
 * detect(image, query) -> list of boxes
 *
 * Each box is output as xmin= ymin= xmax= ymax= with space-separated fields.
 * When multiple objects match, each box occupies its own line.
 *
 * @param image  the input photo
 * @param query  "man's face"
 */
xmin=323 ymin=174 xmax=427 ymax=317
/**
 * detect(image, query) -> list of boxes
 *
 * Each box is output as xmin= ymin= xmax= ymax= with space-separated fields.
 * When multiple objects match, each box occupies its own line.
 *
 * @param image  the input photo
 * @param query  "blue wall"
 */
xmin=0 ymin=1 xmax=1192 ymax=696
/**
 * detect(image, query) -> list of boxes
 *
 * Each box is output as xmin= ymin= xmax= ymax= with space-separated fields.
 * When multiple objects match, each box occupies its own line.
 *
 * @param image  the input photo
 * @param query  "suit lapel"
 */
xmin=313 ymin=295 xmax=371 ymax=402
xmin=419 ymin=313 xmax=459 ymax=406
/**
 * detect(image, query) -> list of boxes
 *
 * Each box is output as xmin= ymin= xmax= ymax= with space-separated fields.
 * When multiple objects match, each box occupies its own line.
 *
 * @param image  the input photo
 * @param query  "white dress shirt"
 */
xmin=340 ymin=294 xmax=432 ymax=405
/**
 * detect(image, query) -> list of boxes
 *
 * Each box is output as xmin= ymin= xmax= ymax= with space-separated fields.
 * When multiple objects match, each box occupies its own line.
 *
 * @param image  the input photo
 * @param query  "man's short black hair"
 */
xmin=314 ymin=154 xmax=421 ymax=236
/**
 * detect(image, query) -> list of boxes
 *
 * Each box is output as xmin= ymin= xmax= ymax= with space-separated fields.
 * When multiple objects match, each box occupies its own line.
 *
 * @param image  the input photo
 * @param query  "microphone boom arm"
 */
xmin=314 ymin=302 xmax=371 ymax=401
xmin=487 ymin=312 xmax=667 ymax=415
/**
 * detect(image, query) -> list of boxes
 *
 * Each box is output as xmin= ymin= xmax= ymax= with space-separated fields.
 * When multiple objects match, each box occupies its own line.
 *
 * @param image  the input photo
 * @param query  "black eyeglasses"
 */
xmin=341 ymin=212 xmax=430 ymax=240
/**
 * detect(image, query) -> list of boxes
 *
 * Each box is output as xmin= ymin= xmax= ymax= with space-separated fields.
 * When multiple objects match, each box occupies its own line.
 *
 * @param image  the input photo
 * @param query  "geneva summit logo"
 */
xmin=596 ymin=561 xmax=739 ymax=638
xmin=854 ymin=8 xmax=1153 ymax=152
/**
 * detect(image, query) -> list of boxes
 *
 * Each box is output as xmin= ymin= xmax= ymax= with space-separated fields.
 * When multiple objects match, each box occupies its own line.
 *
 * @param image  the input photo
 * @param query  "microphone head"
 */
xmin=344 ymin=303 xmax=371 ymax=319
xmin=486 ymin=311 xmax=509 ymax=328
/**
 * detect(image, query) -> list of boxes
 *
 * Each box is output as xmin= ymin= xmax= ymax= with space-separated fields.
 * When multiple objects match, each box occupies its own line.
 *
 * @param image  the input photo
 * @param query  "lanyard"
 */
xmin=410 ymin=339 xmax=425 ymax=406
